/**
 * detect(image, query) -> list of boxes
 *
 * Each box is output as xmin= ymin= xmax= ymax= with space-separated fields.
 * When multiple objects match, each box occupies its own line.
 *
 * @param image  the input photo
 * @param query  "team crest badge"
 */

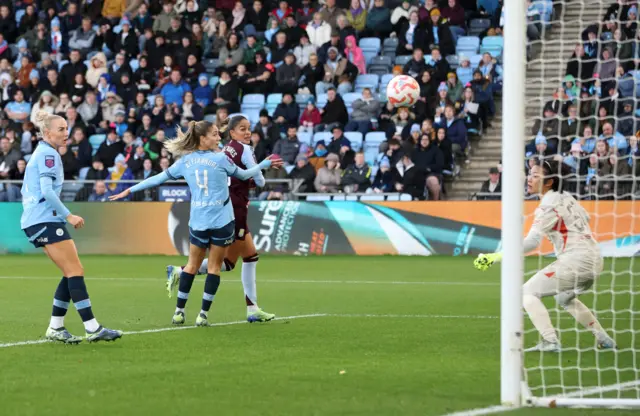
xmin=45 ymin=155 xmax=55 ymax=168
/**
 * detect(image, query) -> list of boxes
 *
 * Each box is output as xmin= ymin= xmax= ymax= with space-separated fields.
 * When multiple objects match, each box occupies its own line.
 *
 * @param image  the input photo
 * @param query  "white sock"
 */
xmin=523 ymin=294 xmax=559 ymax=343
xmin=83 ymin=318 xmax=100 ymax=333
xmin=563 ymin=298 xmax=607 ymax=338
xmin=242 ymin=261 xmax=258 ymax=310
xmin=198 ymin=259 xmax=209 ymax=275
xmin=199 ymin=310 xmax=208 ymax=316
xmin=50 ymin=316 xmax=64 ymax=329
xmin=175 ymin=307 xmax=184 ymax=313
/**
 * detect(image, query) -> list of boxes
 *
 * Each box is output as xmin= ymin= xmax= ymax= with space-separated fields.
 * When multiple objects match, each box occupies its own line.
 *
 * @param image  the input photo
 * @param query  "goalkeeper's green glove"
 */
xmin=473 ymin=252 xmax=503 ymax=271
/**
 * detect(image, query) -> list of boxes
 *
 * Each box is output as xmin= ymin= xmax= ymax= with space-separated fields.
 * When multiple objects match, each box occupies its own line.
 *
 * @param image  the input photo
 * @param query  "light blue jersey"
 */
xmin=129 ymin=150 xmax=272 ymax=232
xmin=21 ymin=141 xmax=70 ymax=229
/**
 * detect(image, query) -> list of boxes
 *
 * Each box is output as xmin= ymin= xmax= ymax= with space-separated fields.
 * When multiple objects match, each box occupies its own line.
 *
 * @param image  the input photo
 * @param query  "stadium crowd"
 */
xmin=0 ymin=0 xmax=509 ymax=202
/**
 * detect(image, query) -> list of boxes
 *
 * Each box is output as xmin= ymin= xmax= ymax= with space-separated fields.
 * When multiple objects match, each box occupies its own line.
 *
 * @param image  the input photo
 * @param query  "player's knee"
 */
xmin=554 ymin=291 xmax=576 ymax=308
xmin=522 ymin=293 xmax=541 ymax=310
xmin=243 ymin=253 xmax=259 ymax=263
xmin=223 ymin=258 xmax=236 ymax=271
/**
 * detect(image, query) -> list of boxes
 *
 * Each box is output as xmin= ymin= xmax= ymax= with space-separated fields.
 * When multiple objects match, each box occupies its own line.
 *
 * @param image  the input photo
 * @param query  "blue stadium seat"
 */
xmin=129 ymin=59 xmax=140 ymax=72
xmin=379 ymin=74 xmax=394 ymax=91
xmin=456 ymin=36 xmax=480 ymax=55
xmin=244 ymin=109 xmax=261 ymax=127
xmin=89 ymin=134 xmax=106 ymax=155
xmin=470 ymin=54 xmax=483 ymax=69
xmin=395 ymin=55 xmax=411 ymax=66
xmin=342 ymin=93 xmax=361 ymax=114
xmin=364 ymin=132 xmax=387 ymax=146
xmin=313 ymin=132 xmax=332 ymax=146
xmin=78 ymin=167 xmax=90 ymax=180
xmin=209 ymin=76 xmax=219 ymax=88
xmin=479 ymin=46 xmax=502 ymax=58
xmin=468 ymin=18 xmax=492 ymax=37
xmin=15 ymin=9 xmax=25 ymax=24
xmin=359 ymin=37 xmax=381 ymax=53
xmin=297 ymin=132 xmax=313 ymax=146
xmin=24 ymin=154 xmax=31 ymax=163
xmin=316 ymin=94 xmax=328 ymax=108
xmin=382 ymin=37 xmax=398 ymax=55
xmin=146 ymin=94 xmax=156 ymax=106
xmin=344 ymin=132 xmax=363 ymax=151
xmin=363 ymin=144 xmax=380 ymax=165
xmin=446 ymin=55 xmax=459 ymax=70
xmin=355 ymin=74 xmax=379 ymax=92
xmin=204 ymin=58 xmax=219 ymax=73
xmin=306 ymin=194 xmax=331 ymax=201
xmin=482 ymin=36 xmax=504 ymax=48
xmin=363 ymin=51 xmax=378 ymax=65
xmin=204 ymin=114 xmax=216 ymax=123
xmin=241 ymin=94 xmax=266 ymax=110
xmin=360 ymin=194 xmax=385 ymax=201
xmin=266 ymin=93 xmax=282 ymax=115
xmin=57 ymin=60 xmax=69 ymax=71
xmin=368 ymin=56 xmax=393 ymax=76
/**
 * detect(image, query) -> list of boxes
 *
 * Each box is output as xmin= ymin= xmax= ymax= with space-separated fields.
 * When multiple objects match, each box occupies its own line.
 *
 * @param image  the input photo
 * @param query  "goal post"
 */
xmin=500 ymin=0 xmax=526 ymax=408
xmin=501 ymin=0 xmax=640 ymax=410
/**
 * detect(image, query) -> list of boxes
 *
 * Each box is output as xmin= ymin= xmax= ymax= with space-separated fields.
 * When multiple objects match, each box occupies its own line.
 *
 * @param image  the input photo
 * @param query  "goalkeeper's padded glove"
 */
xmin=473 ymin=252 xmax=503 ymax=271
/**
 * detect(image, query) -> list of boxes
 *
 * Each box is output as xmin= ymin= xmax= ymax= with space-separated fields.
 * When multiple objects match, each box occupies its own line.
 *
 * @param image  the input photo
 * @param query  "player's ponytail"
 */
xmin=34 ymin=110 xmax=63 ymax=139
xmin=164 ymin=121 xmax=213 ymax=156
xmin=540 ymin=159 xmax=570 ymax=193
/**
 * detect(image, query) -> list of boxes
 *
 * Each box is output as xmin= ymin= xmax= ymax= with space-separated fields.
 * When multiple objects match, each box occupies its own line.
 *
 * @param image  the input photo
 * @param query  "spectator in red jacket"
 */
xmin=300 ymin=97 xmax=322 ymax=133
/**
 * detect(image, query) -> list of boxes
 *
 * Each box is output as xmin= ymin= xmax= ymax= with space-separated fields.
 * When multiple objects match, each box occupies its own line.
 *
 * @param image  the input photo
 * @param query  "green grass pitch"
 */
xmin=0 ymin=255 xmax=638 ymax=416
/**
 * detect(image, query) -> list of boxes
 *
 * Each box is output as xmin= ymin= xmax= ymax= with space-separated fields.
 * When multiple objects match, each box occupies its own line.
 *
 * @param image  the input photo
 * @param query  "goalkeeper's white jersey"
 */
xmin=527 ymin=191 xmax=598 ymax=257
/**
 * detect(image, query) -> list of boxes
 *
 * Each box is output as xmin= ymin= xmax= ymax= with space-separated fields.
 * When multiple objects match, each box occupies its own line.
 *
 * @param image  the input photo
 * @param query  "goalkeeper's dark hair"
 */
xmin=219 ymin=114 xmax=248 ymax=142
xmin=538 ymin=158 xmax=571 ymax=193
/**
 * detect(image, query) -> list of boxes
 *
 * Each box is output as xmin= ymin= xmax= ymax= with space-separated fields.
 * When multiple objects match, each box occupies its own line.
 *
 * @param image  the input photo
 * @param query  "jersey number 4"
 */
xmin=195 ymin=169 xmax=209 ymax=196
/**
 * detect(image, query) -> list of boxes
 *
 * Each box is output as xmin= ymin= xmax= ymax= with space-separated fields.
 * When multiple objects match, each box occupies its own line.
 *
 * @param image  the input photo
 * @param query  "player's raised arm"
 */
xmin=224 ymin=154 xmax=282 ymax=181
xmin=240 ymin=145 xmax=266 ymax=187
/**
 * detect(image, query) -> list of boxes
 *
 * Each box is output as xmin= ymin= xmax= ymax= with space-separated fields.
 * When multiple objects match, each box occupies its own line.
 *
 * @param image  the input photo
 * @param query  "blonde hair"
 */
xmin=34 ymin=110 xmax=64 ymax=139
xmin=164 ymin=120 xmax=213 ymax=156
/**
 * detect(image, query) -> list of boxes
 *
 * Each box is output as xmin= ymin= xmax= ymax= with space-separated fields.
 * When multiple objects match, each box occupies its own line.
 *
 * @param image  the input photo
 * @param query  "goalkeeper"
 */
xmin=474 ymin=160 xmax=616 ymax=352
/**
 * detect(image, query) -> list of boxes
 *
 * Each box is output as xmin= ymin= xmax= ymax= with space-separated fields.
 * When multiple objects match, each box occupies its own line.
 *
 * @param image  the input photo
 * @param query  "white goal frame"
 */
xmin=501 ymin=0 xmax=640 ymax=410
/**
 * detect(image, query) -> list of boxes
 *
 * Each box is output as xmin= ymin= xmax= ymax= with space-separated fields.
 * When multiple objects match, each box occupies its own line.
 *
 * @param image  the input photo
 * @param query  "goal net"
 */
xmin=502 ymin=0 xmax=640 ymax=409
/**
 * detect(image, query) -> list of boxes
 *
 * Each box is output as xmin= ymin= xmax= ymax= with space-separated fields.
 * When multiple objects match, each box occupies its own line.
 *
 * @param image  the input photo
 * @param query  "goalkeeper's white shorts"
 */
xmin=523 ymin=251 xmax=604 ymax=299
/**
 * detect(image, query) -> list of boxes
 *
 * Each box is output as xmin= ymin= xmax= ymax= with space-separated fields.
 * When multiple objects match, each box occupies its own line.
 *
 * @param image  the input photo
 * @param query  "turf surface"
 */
xmin=0 ymin=255 xmax=637 ymax=416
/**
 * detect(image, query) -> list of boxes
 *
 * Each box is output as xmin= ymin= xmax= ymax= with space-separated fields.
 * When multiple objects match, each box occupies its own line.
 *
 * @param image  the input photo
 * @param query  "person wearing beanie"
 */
xmin=193 ymin=74 xmax=213 ymax=108
xmin=371 ymin=157 xmax=394 ymax=193
xmin=309 ymin=140 xmax=328 ymax=172
xmin=426 ymin=7 xmax=455 ymax=56
xmin=49 ymin=17 xmax=64 ymax=57
xmin=289 ymin=153 xmax=317 ymax=192
xmin=300 ymin=97 xmax=321 ymax=133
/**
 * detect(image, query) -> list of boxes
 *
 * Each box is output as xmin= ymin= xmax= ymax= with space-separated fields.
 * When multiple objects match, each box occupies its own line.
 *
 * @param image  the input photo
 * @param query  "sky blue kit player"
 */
xmin=125 ymin=150 xmax=272 ymax=244
xmin=23 ymin=111 xmax=122 ymax=344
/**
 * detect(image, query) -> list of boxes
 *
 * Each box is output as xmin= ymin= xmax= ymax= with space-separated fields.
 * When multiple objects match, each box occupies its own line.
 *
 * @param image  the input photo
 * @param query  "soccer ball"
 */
xmin=386 ymin=75 xmax=420 ymax=108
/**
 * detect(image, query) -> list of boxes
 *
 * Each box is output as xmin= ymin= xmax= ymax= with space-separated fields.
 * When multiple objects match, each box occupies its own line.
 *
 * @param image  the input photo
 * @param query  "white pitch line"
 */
xmin=439 ymin=404 xmax=517 ymax=416
xmin=0 ymin=276 xmax=498 ymax=286
xmin=0 ymin=314 xmax=327 ymax=349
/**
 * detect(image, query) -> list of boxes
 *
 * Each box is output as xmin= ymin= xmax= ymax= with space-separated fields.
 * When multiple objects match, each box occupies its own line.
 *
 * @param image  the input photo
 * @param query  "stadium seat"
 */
xmin=15 ymin=9 xmax=25 ymax=24
xmin=379 ymin=74 xmax=395 ymax=91
xmin=266 ymin=93 xmax=282 ymax=115
xmin=470 ymin=54 xmax=483 ymax=69
xmin=395 ymin=55 xmax=411 ymax=66
xmin=479 ymin=46 xmax=502 ymax=58
xmin=364 ymin=132 xmax=387 ymax=146
xmin=468 ymin=18 xmax=491 ymax=36
xmin=360 ymin=194 xmax=385 ymax=201
xmin=355 ymin=74 xmax=379 ymax=92
xmin=78 ymin=167 xmax=90 ymax=180
xmin=61 ymin=182 xmax=84 ymax=202
xmin=204 ymin=58 xmax=219 ymax=73
xmin=89 ymin=134 xmax=106 ymax=155
xmin=24 ymin=154 xmax=31 ymax=163
xmin=57 ymin=60 xmax=69 ymax=71
xmin=363 ymin=144 xmax=379 ymax=165
xmin=342 ymin=92 xmax=361 ymax=114
xmin=313 ymin=132 xmax=332 ymax=146
xmin=344 ymin=132 xmax=364 ymax=151
xmin=455 ymin=36 xmax=480 ymax=55
xmin=477 ymin=0 xmax=499 ymax=15
xmin=382 ymin=37 xmax=399 ymax=56
xmin=316 ymin=93 xmax=328 ymax=109
xmin=399 ymin=193 xmax=413 ymax=201
xmin=445 ymin=55 xmax=459 ymax=70
xmin=363 ymin=51 xmax=378 ymax=65
xmin=306 ymin=194 xmax=331 ymax=201
xmin=204 ymin=114 xmax=216 ymax=123
xmin=244 ymin=109 xmax=261 ymax=127
xmin=209 ymin=76 xmax=219 ymax=88
xmin=620 ymin=76 xmax=636 ymax=97
xmin=482 ymin=36 xmax=504 ymax=49
xmin=129 ymin=59 xmax=140 ymax=72
xmin=297 ymin=132 xmax=313 ymax=146
xmin=367 ymin=56 xmax=393 ymax=76
xmin=241 ymin=94 xmax=266 ymax=110
xmin=359 ymin=37 xmax=381 ymax=53
xmin=146 ymin=94 xmax=156 ymax=106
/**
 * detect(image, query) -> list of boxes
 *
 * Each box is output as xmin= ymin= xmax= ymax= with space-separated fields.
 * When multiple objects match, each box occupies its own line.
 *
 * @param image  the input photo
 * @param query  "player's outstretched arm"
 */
xmin=109 ymin=171 xmax=171 ymax=201
xmin=231 ymin=155 xmax=283 ymax=181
